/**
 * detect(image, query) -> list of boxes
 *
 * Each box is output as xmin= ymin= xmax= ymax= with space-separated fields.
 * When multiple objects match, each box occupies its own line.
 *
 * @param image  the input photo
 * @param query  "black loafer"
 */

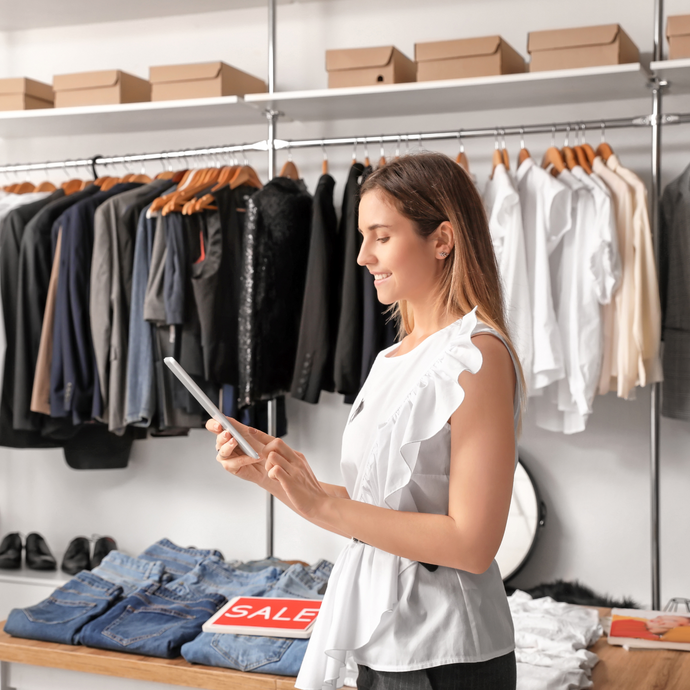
xmin=0 ymin=532 xmax=22 ymax=569
xmin=91 ymin=536 xmax=117 ymax=569
xmin=61 ymin=537 xmax=91 ymax=575
xmin=25 ymin=532 xmax=57 ymax=571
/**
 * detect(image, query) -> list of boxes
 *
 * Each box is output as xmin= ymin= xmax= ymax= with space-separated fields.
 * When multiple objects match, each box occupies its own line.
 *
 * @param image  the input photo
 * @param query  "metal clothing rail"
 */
xmin=0 ymin=113 xmax=688 ymax=176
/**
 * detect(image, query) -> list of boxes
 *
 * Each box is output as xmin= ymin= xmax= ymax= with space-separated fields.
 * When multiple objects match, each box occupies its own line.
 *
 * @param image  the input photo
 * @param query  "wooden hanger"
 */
xmin=322 ymin=156 xmax=329 ymax=175
xmin=542 ymin=147 xmax=566 ymax=174
xmin=279 ymin=159 xmax=299 ymax=180
xmin=574 ymin=146 xmax=593 ymax=174
xmin=582 ymin=143 xmax=596 ymax=165
xmin=490 ymin=132 xmax=504 ymax=178
xmin=162 ymin=167 xmax=222 ymax=215
xmin=15 ymin=181 xmax=36 ymax=193
xmin=377 ymin=139 xmax=386 ymax=168
xmin=155 ymin=170 xmax=176 ymax=180
xmin=595 ymin=122 xmax=614 ymax=161
xmin=211 ymin=165 xmax=239 ymax=192
xmin=230 ymin=165 xmax=263 ymax=189
xmin=596 ymin=142 xmax=614 ymax=161
xmin=490 ymin=147 xmax=503 ymax=178
xmin=149 ymin=168 xmax=204 ymax=213
xmin=100 ymin=177 xmax=120 ymax=191
xmin=562 ymin=146 xmax=577 ymax=170
xmin=61 ymin=179 xmax=83 ymax=195
xmin=517 ymin=128 xmax=531 ymax=166
xmin=131 ymin=173 xmax=152 ymax=184
xmin=456 ymin=150 xmax=470 ymax=173
xmin=36 ymin=181 xmax=57 ymax=192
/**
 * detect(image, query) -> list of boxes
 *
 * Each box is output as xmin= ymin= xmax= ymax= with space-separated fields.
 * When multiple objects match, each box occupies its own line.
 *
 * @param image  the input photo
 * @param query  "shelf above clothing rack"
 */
xmin=246 ymin=63 xmax=652 ymax=122
xmin=651 ymin=58 xmax=690 ymax=94
xmin=0 ymin=96 xmax=266 ymax=139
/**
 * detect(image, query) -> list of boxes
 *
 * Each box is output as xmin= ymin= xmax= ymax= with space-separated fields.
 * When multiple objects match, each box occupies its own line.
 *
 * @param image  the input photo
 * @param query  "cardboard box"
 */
xmin=149 ymin=61 xmax=266 ymax=101
xmin=415 ymin=36 xmax=526 ymax=81
xmin=527 ymin=24 xmax=639 ymax=72
xmin=53 ymin=70 xmax=151 ymax=107
xmin=667 ymin=15 xmax=690 ymax=60
xmin=326 ymin=46 xmax=416 ymax=88
xmin=0 ymin=77 xmax=53 ymax=111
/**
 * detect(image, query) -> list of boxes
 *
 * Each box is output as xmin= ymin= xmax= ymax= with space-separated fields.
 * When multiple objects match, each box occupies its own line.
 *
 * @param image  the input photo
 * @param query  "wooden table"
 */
xmin=590 ymin=607 xmax=690 ymax=690
xmin=2 ymin=611 xmax=690 ymax=690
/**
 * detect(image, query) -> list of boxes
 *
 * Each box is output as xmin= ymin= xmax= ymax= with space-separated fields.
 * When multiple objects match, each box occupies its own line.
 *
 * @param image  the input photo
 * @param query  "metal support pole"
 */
xmin=265 ymin=0 xmax=278 ymax=559
xmin=649 ymin=0 xmax=664 ymax=611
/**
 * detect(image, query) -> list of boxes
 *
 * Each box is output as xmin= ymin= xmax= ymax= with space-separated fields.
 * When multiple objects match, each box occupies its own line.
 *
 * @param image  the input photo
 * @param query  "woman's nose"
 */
xmin=357 ymin=237 xmax=375 ymax=267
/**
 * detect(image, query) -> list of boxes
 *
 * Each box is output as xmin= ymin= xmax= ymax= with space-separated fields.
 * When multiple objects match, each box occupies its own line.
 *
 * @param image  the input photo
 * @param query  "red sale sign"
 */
xmin=203 ymin=597 xmax=323 ymax=638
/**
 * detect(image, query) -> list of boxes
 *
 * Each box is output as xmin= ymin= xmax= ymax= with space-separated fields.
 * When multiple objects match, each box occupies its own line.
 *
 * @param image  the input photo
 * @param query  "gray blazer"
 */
xmin=90 ymin=179 xmax=173 ymax=433
xmin=659 ymin=163 xmax=690 ymax=420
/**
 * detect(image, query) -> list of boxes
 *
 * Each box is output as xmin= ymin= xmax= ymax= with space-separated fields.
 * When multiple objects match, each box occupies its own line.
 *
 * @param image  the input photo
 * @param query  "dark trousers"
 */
xmin=357 ymin=652 xmax=517 ymax=690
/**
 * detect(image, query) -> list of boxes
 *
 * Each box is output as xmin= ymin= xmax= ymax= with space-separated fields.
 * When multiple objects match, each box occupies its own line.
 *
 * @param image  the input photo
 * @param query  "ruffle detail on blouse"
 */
xmin=357 ymin=307 xmax=483 ymax=511
xmin=295 ymin=540 xmax=413 ymax=690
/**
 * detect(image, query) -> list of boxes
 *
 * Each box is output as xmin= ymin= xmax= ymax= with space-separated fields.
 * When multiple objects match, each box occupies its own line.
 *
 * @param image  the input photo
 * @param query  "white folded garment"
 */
xmin=509 ymin=590 xmax=603 ymax=690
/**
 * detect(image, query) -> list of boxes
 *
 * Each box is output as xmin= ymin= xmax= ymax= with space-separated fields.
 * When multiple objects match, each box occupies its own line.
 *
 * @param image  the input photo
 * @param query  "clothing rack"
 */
xmin=2 ymin=113 xmax=690 ymax=179
xmin=0 ymin=0 xmax=675 ymax=609
xmin=2 ymin=113 xmax=690 ymax=176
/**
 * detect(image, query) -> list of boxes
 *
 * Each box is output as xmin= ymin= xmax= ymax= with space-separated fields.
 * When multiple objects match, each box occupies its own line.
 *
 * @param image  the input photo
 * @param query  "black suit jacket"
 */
xmin=291 ymin=174 xmax=338 ymax=403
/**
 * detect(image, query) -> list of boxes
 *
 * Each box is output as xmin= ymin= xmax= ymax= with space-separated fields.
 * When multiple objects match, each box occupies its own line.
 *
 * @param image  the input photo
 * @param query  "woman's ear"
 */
xmin=435 ymin=221 xmax=455 ymax=258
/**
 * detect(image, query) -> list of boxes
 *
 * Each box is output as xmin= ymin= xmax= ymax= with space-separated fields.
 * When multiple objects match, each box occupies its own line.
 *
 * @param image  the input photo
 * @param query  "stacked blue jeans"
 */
xmin=79 ymin=582 xmax=226 ymax=658
xmin=91 ymin=551 xmax=170 ymax=596
xmin=181 ymin=562 xmax=329 ymax=675
xmin=167 ymin=556 xmax=283 ymax=599
xmin=4 ymin=572 xmax=122 ymax=645
xmin=138 ymin=538 xmax=224 ymax=579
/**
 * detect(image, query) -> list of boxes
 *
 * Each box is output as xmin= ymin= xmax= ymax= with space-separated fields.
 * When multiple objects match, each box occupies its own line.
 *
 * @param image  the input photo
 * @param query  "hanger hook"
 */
xmin=363 ymin=138 xmax=369 ymax=161
xmin=379 ymin=136 xmax=385 ymax=159
xmin=551 ymin=126 xmax=556 ymax=148
xmin=579 ymin=122 xmax=587 ymax=145
xmin=405 ymin=134 xmax=410 ymax=155
xmin=396 ymin=134 xmax=401 ymax=158
xmin=600 ymin=122 xmax=606 ymax=144
xmin=457 ymin=131 xmax=465 ymax=154
xmin=494 ymin=130 xmax=499 ymax=150
xmin=564 ymin=124 xmax=570 ymax=148
xmin=520 ymin=127 xmax=525 ymax=150
xmin=322 ymin=141 xmax=328 ymax=162
xmin=352 ymin=138 xmax=357 ymax=162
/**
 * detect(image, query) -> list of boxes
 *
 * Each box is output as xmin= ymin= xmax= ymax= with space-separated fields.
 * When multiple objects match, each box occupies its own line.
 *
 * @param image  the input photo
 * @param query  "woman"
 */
xmin=207 ymin=152 xmax=524 ymax=690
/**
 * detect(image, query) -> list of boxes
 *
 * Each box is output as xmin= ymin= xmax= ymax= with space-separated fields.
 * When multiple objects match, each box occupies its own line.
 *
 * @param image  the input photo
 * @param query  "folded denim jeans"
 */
xmin=4 ymin=571 xmax=123 ymax=645
xmin=91 ymin=551 xmax=170 ymax=596
xmin=233 ymin=556 xmax=293 ymax=573
xmin=138 ymin=538 xmax=224 ymax=578
xmin=167 ymin=556 xmax=283 ymax=599
xmin=181 ymin=561 xmax=328 ymax=675
xmin=79 ymin=582 xmax=226 ymax=658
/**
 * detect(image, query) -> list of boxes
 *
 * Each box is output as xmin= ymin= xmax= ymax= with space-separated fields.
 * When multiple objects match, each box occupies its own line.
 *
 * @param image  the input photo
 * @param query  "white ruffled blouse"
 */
xmin=296 ymin=308 xmax=522 ymax=689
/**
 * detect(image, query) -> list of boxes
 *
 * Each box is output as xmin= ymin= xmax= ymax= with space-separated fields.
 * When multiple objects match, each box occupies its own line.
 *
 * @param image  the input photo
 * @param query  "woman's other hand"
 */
xmin=262 ymin=438 xmax=330 ymax=519
xmin=205 ymin=417 xmax=273 ymax=486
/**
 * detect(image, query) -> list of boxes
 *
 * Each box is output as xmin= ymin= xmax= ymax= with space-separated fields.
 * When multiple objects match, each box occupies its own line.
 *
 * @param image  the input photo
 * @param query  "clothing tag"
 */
xmin=349 ymin=398 xmax=364 ymax=423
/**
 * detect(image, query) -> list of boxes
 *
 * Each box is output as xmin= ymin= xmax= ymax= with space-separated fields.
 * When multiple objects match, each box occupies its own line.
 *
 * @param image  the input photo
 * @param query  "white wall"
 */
xmin=0 ymin=0 xmax=689 ymax=611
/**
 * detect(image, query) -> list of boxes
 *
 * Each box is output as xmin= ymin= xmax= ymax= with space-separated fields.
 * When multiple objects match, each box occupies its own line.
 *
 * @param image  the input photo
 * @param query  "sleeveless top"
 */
xmin=295 ymin=308 xmax=523 ymax=689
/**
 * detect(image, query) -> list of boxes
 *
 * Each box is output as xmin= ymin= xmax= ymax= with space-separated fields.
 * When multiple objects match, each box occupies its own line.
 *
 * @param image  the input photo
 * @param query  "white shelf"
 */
xmin=0 ymin=96 xmax=266 ymax=139
xmin=651 ymin=58 xmax=690 ymax=94
xmin=0 ymin=567 xmax=69 ymax=588
xmin=246 ymin=63 xmax=652 ymax=122
xmin=0 ymin=0 xmax=303 ymax=31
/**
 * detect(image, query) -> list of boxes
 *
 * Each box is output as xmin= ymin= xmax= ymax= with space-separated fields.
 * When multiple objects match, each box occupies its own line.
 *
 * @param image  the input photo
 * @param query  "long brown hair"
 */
xmin=360 ymin=152 xmax=526 ymax=421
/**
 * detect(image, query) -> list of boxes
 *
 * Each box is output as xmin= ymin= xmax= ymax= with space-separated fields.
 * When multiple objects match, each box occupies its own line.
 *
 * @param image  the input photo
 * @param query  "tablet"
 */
xmin=164 ymin=357 xmax=260 ymax=460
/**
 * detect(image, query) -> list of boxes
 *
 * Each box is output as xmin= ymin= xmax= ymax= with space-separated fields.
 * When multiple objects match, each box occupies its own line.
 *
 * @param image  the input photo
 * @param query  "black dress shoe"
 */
xmin=0 ymin=533 xmax=22 ymax=569
xmin=91 ymin=536 xmax=117 ymax=569
xmin=25 ymin=533 xmax=57 ymax=571
xmin=61 ymin=537 xmax=91 ymax=575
